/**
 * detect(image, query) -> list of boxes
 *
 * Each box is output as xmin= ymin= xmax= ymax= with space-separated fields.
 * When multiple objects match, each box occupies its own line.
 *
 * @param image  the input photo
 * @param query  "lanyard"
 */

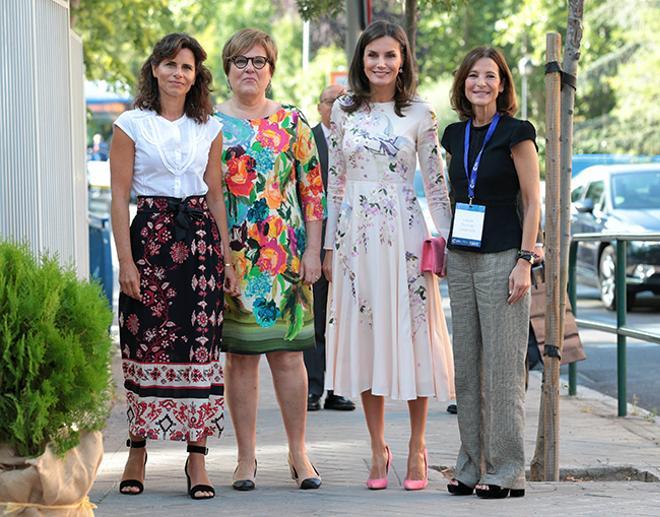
xmin=463 ymin=113 xmax=500 ymax=204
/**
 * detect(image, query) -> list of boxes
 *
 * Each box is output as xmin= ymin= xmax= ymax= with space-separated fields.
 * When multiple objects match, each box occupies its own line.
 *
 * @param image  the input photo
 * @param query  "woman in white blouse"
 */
xmin=110 ymin=33 xmax=237 ymax=500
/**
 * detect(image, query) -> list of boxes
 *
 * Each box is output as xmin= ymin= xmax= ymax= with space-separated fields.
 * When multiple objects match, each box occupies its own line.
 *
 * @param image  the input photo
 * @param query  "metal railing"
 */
xmin=567 ymin=232 xmax=660 ymax=416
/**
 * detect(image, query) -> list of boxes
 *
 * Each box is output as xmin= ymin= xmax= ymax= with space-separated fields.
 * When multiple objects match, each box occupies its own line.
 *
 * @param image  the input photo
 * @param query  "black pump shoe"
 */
xmin=185 ymin=445 xmax=215 ymax=500
xmin=232 ymin=459 xmax=257 ymax=491
xmin=288 ymin=458 xmax=322 ymax=489
xmin=119 ymin=438 xmax=147 ymax=495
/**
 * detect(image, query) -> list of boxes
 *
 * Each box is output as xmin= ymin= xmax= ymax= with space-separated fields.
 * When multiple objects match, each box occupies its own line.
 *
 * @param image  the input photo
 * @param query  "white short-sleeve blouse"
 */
xmin=113 ymin=109 xmax=222 ymax=198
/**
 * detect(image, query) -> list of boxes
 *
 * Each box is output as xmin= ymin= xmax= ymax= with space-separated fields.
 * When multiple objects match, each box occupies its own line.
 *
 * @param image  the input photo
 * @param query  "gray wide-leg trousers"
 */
xmin=447 ymin=248 xmax=529 ymax=490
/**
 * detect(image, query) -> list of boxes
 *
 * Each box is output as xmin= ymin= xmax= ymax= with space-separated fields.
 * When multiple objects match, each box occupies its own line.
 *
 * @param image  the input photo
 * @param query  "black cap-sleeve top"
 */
xmin=440 ymin=115 xmax=537 ymax=253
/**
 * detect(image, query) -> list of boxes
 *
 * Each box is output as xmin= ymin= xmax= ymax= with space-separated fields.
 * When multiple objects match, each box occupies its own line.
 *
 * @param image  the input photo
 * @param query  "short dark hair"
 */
xmin=134 ymin=33 xmax=213 ymax=124
xmin=343 ymin=20 xmax=416 ymax=117
xmin=450 ymin=47 xmax=518 ymax=121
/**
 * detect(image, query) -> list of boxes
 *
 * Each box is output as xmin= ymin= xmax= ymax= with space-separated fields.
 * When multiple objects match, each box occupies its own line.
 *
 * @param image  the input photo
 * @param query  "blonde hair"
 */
xmin=222 ymin=28 xmax=278 ymax=76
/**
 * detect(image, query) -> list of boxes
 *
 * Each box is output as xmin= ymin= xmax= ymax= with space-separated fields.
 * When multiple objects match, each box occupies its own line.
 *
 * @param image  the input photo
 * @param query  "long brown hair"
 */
xmin=450 ymin=47 xmax=518 ymax=121
xmin=134 ymin=33 xmax=214 ymax=124
xmin=343 ymin=20 xmax=416 ymax=117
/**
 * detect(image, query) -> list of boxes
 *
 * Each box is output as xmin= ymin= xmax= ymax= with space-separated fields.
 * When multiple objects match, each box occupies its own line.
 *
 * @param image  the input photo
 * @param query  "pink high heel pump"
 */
xmin=403 ymin=448 xmax=428 ymax=491
xmin=366 ymin=445 xmax=392 ymax=490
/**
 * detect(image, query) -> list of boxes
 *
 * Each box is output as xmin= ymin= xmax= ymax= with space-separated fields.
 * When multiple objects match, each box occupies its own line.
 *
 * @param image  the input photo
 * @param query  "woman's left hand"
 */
xmin=300 ymin=249 xmax=322 ymax=285
xmin=507 ymin=260 xmax=532 ymax=304
xmin=224 ymin=263 xmax=241 ymax=297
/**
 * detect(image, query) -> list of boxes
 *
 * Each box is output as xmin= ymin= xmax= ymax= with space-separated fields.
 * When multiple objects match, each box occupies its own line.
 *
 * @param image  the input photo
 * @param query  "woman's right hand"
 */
xmin=119 ymin=259 xmax=141 ymax=300
xmin=322 ymin=250 xmax=333 ymax=283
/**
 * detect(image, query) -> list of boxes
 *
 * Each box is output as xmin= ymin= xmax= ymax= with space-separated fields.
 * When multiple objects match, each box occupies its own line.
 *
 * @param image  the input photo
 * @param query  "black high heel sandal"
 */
xmin=288 ymin=458 xmax=322 ymax=490
xmin=232 ymin=459 xmax=258 ymax=491
xmin=447 ymin=478 xmax=474 ymax=496
xmin=476 ymin=484 xmax=525 ymax=499
xmin=185 ymin=444 xmax=215 ymax=500
xmin=119 ymin=438 xmax=147 ymax=495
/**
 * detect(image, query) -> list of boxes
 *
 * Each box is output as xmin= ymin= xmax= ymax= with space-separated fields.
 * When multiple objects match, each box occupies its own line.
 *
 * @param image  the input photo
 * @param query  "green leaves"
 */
xmin=0 ymin=242 xmax=113 ymax=457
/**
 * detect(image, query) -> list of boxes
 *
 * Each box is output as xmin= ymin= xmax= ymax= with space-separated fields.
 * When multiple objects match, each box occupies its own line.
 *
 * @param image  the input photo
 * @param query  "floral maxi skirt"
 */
xmin=118 ymin=196 xmax=225 ymax=441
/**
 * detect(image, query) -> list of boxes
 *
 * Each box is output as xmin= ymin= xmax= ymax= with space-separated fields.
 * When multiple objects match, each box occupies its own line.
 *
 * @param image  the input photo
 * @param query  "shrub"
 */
xmin=0 ymin=241 xmax=113 ymax=457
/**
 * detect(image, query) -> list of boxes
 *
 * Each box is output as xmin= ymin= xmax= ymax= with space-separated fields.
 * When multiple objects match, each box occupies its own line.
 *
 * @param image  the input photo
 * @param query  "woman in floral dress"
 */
xmin=322 ymin=21 xmax=455 ymax=491
xmin=111 ymin=33 xmax=237 ymax=499
xmin=215 ymin=28 xmax=324 ymax=490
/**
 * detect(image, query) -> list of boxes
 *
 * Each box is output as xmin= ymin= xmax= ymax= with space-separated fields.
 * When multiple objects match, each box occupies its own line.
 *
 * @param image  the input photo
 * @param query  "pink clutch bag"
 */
xmin=421 ymin=237 xmax=447 ymax=277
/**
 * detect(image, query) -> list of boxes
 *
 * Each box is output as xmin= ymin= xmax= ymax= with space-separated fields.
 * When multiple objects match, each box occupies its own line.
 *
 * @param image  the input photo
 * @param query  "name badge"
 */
xmin=451 ymin=203 xmax=486 ymax=248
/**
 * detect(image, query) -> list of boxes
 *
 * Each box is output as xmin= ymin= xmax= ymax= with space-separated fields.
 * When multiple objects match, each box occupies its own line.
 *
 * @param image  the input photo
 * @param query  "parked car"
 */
xmin=571 ymin=164 xmax=660 ymax=310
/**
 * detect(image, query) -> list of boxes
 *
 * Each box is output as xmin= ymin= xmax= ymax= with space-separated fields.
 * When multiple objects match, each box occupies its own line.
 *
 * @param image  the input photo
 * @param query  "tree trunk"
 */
xmin=558 ymin=0 xmax=585 ymax=355
xmin=530 ymin=32 xmax=562 ymax=482
xmin=404 ymin=0 xmax=417 ymax=56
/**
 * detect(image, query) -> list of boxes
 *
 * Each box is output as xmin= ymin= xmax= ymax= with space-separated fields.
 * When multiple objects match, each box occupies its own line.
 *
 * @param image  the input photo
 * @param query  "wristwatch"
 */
xmin=517 ymin=249 xmax=535 ymax=265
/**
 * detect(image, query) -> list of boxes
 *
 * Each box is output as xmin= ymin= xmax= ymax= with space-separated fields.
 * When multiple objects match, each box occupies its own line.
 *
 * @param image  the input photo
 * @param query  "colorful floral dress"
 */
xmin=324 ymin=97 xmax=455 ymax=400
xmin=216 ymin=106 xmax=325 ymax=353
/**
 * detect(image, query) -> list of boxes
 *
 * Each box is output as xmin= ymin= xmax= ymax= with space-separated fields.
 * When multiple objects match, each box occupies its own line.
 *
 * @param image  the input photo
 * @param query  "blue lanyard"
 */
xmin=463 ymin=113 xmax=501 ymax=203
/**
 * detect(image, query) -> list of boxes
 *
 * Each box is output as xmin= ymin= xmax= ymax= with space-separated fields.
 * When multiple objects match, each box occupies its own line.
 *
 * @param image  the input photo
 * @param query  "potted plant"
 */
xmin=0 ymin=241 xmax=113 ymax=515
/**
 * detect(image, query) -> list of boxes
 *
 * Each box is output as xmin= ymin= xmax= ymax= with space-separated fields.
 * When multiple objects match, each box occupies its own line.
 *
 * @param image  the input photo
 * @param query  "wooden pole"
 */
xmin=558 ymin=0 xmax=585 ymax=353
xmin=530 ymin=31 xmax=562 ymax=481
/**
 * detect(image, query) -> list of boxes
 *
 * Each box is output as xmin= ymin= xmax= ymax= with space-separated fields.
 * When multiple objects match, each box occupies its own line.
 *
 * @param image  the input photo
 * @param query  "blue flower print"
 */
xmin=247 ymin=198 xmax=269 ymax=224
xmin=253 ymin=297 xmax=280 ymax=328
xmin=245 ymin=271 xmax=272 ymax=299
xmin=217 ymin=115 xmax=255 ymax=147
xmin=250 ymin=145 xmax=276 ymax=175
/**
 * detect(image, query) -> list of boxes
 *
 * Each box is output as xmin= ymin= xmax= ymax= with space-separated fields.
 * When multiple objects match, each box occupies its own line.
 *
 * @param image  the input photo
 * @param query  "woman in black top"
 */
xmin=441 ymin=47 xmax=541 ymax=499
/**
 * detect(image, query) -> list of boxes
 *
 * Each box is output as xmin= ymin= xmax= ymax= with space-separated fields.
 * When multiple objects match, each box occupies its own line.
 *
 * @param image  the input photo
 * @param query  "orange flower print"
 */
xmin=265 ymin=215 xmax=285 ymax=239
xmin=292 ymin=125 xmax=314 ymax=164
xmin=256 ymin=120 xmax=291 ymax=154
xmin=257 ymin=238 xmax=287 ymax=275
xmin=264 ymin=174 xmax=283 ymax=209
xmin=225 ymin=148 xmax=257 ymax=197
xmin=305 ymin=165 xmax=324 ymax=197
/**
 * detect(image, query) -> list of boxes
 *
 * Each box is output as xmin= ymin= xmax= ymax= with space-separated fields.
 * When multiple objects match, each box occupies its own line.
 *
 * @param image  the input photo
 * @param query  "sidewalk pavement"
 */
xmin=90 ymin=333 xmax=660 ymax=516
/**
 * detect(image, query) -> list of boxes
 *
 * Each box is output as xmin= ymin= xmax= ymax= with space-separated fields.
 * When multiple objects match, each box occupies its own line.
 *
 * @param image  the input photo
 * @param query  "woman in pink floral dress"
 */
xmin=111 ymin=33 xmax=237 ymax=500
xmin=322 ymin=21 xmax=455 ymax=491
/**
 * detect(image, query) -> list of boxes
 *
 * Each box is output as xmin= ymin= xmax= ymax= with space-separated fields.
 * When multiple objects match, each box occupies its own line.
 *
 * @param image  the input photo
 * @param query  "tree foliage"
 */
xmin=71 ymin=0 xmax=177 ymax=87
xmin=74 ymin=0 xmax=659 ymax=155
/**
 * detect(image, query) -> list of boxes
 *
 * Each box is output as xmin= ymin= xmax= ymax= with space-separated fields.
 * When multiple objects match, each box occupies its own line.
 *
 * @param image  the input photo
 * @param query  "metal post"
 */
xmin=568 ymin=241 xmax=578 ymax=395
xmin=615 ymin=239 xmax=627 ymax=416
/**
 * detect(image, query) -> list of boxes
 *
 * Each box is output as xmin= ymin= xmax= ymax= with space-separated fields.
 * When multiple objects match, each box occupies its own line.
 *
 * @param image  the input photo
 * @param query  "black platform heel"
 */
xmin=475 ymin=484 xmax=511 ymax=499
xmin=119 ymin=438 xmax=147 ymax=495
xmin=447 ymin=478 xmax=474 ymax=496
xmin=185 ymin=444 xmax=215 ymax=500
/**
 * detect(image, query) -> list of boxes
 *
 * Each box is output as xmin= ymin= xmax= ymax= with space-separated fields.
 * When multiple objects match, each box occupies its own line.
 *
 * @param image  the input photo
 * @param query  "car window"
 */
xmin=585 ymin=180 xmax=605 ymax=209
xmin=571 ymin=185 xmax=585 ymax=202
xmin=612 ymin=171 xmax=660 ymax=209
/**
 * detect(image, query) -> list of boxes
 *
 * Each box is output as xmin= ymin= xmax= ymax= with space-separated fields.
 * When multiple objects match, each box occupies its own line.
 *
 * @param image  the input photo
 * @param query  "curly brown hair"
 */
xmin=343 ymin=20 xmax=416 ymax=118
xmin=450 ymin=47 xmax=518 ymax=121
xmin=134 ymin=33 xmax=213 ymax=124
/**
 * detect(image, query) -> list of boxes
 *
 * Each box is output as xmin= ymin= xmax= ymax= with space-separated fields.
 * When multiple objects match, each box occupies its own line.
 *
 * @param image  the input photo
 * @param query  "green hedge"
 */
xmin=0 ymin=241 xmax=113 ymax=457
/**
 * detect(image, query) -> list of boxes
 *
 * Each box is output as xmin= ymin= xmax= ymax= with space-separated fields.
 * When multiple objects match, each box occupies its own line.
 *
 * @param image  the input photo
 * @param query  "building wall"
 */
xmin=0 ymin=0 xmax=88 ymax=277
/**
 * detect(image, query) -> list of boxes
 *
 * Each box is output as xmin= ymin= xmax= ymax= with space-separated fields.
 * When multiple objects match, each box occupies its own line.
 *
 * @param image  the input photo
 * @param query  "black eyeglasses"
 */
xmin=231 ymin=55 xmax=269 ymax=70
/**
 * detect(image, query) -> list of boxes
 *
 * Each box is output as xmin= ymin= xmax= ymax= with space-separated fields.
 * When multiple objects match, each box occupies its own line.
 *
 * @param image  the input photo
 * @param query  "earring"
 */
xmin=266 ymin=80 xmax=272 ymax=97
xmin=226 ymin=78 xmax=232 ymax=91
